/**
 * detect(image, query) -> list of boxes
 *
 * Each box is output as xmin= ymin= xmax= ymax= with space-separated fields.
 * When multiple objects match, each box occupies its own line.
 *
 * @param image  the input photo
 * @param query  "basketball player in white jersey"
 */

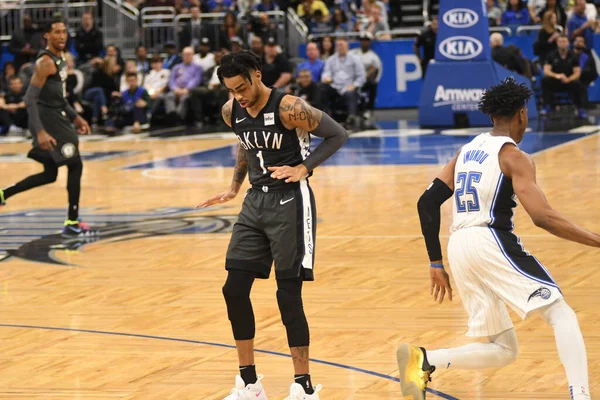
xmin=396 ymin=78 xmax=599 ymax=400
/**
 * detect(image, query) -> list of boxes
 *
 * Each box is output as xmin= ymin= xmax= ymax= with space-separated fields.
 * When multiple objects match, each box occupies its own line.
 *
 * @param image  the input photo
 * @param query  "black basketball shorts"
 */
xmin=225 ymin=180 xmax=317 ymax=281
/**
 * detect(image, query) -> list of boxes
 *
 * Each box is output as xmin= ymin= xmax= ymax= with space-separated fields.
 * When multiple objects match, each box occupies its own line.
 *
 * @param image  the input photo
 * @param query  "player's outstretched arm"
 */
xmin=501 ymin=144 xmax=600 ymax=247
xmin=24 ymin=56 xmax=57 ymax=151
xmin=417 ymin=152 xmax=459 ymax=303
xmin=270 ymin=95 xmax=349 ymax=183
xmin=196 ymin=100 xmax=245 ymax=208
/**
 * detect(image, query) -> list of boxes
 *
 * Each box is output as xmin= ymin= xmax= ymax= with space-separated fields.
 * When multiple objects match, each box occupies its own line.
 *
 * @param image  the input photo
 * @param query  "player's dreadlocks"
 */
xmin=217 ymin=51 xmax=262 ymax=85
xmin=478 ymin=77 xmax=532 ymax=119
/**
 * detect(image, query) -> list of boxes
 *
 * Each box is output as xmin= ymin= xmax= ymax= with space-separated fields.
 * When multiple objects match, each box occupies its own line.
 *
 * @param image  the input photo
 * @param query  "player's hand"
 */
xmin=268 ymin=164 xmax=309 ymax=183
xmin=37 ymin=130 xmax=57 ymax=151
xmin=74 ymin=115 xmax=91 ymax=135
xmin=196 ymin=188 xmax=238 ymax=208
xmin=430 ymin=267 xmax=453 ymax=304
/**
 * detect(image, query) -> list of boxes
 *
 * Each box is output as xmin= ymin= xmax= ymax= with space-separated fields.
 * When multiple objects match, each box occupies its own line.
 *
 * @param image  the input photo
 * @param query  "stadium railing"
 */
xmin=286 ymin=8 xmax=308 ymax=58
xmin=102 ymin=0 xmax=140 ymax=59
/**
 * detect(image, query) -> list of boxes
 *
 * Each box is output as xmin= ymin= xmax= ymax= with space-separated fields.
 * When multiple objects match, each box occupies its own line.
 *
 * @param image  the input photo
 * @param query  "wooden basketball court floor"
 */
xmin=0 ymin=124 xmax=599 ymax=400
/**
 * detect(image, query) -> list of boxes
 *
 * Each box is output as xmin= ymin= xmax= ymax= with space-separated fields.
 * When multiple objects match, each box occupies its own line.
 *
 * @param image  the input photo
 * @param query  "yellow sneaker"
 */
xmin=396 ymin=344 xmax=435 ymax=400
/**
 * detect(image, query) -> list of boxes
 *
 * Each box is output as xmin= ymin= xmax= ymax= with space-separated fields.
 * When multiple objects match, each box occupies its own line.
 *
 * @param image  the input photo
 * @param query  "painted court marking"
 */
xmin=0 ymin=323 xmax=459 ymax=400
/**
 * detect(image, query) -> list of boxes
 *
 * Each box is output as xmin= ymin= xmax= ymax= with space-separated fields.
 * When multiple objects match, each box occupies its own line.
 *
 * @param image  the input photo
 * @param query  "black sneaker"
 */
xmin=62 ymin=220 xmax=98 ymax=237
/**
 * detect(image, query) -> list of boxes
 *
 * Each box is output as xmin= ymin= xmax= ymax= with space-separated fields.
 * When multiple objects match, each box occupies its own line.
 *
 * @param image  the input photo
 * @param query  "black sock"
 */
xmin=67 ymin=161 xmax=82 ymax=221
xmin=239 ymin=364 xmax=257 ymax=386
xmin=294 ymin=374 xmax=314 ymax=394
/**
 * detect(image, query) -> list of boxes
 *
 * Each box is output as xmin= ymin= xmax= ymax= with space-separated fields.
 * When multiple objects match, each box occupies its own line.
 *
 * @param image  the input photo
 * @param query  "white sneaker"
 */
xmin=223 ymin=374 xmax=268 ymax=400
xmin=283 ymin=382 xmax=323 ymax=400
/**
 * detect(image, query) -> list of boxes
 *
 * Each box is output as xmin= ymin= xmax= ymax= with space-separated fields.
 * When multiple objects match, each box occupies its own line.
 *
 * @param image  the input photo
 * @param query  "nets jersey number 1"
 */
xmin=455 ymin=172 xmax=481 ymax=212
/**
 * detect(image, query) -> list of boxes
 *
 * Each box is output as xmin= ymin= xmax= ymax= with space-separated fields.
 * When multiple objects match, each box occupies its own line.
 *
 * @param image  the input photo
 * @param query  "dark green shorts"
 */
xmin=226 ymin=180 xmax=316 ymax=281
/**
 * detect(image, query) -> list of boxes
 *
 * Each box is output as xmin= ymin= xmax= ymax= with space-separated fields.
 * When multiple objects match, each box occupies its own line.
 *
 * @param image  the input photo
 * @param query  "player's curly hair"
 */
xmin=478 ymin=77 xmax=532 ymax=118
xmin=217 ymin=51 xmax=262 ymax=85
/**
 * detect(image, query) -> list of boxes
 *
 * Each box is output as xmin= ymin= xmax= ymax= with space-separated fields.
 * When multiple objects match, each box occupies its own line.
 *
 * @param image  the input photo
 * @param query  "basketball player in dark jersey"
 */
xmin=198 ymin=51 xmax=348 ymax=400
xmin=0 ymin=16 xmax=95 ymax=237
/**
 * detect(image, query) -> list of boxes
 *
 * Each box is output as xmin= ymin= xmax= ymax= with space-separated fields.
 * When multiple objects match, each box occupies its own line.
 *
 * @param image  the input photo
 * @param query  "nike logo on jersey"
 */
xmin=255 ymin=390 xmax=263 ymax=397
xmin=235 ymin=117 xmax=247 ymax=123
xmin=280 ymin=198 xmax=294 ymax=205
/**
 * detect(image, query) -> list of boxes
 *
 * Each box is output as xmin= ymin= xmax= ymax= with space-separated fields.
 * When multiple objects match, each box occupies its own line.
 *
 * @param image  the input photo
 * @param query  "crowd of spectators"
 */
xmin=4 ymin=0 xmax=600 ymax=136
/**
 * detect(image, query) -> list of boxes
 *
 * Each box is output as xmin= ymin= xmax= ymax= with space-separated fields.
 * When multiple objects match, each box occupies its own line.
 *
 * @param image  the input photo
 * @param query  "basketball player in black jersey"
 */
xmin=198 ymin=51 xmax=348 ymax=400
xmin=0 ymin=16 xmax=95 ymax=237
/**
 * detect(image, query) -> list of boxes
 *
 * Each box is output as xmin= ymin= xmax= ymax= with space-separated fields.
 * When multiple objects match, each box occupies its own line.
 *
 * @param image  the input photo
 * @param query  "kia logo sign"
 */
xmin=439 ymin=36 xmax=483 ymax=60
xmin=443 ymin=8 xmax=479 ymax=28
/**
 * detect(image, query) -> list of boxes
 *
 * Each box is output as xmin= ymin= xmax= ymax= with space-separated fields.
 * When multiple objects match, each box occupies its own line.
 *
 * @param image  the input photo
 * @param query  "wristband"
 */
xmin=430 ymin=263 xmax=444 ymax=269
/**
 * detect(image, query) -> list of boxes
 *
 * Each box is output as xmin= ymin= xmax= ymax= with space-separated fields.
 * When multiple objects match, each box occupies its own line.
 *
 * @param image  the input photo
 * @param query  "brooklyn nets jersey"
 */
xmin=451 ymin=133 xmax=518 ymax=232
xmin=37 ymin=49 xmax=68 ymax=109
xmin=231 ymin=89 xmax=310 ymax=190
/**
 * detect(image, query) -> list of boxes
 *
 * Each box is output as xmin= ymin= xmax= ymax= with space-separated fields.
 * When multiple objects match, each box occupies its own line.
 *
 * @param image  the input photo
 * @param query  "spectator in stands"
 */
xmin=567 ymin=0 xmax=597 ymax=22
xmin=414 ymin=16 xmax=437 ymax=77
xmin=361 ymin=3 xmax=391 ymax=39
xmin=528 ymin=0 xmax=548 ymax=23
xmin=65 ymin=53 xmax=85 ymax=115
xmin=501 ymin=0 xmax=530 ymax=26
xmin=572 ymin=35 xmax=598 ymax=107
xmin=507 ymin=44 xmax=533 ymax=79
xmin=120 ymin=60 xmax=144 ymax=92
xmin=568 ymin=0 xmax=595 ymax=46
xmin=310 ymin=9 xmax=333 ymax=34
xmin=8 ymin=13 xmax=43 ymax=70
xmin=0 ymin=76 xmax=27 ymax=136
xmin=297 ymin=42 xmax=325 ymax=83
xmin=0 ymin=62 xmax=16 ymax=94
xmin=490 ymin=32 xmax=527 ymax=75
xmin=163 ymin=41 xmax=182 ymax=69
xmin=105 ymin=44 xmax=125 ymax=72
xmin=75 ymin=11 xmax=104 ymax=64
xmin=208 ymin=0 xmax=235 ymax=12
xmin=297 ymin=0 xmax=330 ymax=22
xmin=194 ymin=37 xmax=216 ymax=72
xmin=165 ymin=46 xmax=202 ymax=122
xmin=136 ymin=45 xmax=150 ymax=74
xmin=182 ymin=5 xmax=205 ymax=49
xmin=262 ymin=37 xmax=293 ymax=88
xmin=144 ymin=54 xmax=171 ymax=113
xmin=487 ymin=0 xmax=503 ymax=26
xmin=320 ymin=36 xmax=335 ymax=60
xmin=538 ymin=0 xmax=568 ymax=27
xmin=541 ymin=34 xmax=585 ymax=117
xmin=359 ymin=0 xmax=389 ymax=27
xmin=331 ymin=6 xmax=349 ymax=33
xmin=107 ymin=72 xmax=150 ymax=133
xmin=251 ymin=36 xmax=264 ymax=57
xmin=255 ymin=0 xmax=279 ymax=11
xmin=351 ymin=32 xmax=382 ymax=120
xmin=252 ymin=12 xmax=279 ymax=43
xmin=174 ymin=0 xmax=188 ymax=14
xmin=289 ymin=68 xmax=322 ymax=109
xmin=321 ymin=38 xmax=366 ymax=129
xmin=190 ymin=50 xmax=228 ymax=126
xmin=534 ymin=11 xmax=560 ymax=64
xmin=217 ymin=11 xmax=243 ymax=51
xmin=230 ymin=36 xmax=245 ymax=52
xmin=85 ymin=57 xmax=120 ymax=126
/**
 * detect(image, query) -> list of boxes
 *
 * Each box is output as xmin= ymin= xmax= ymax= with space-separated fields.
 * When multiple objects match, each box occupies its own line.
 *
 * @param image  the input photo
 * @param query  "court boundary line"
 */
xmin=0 ymin=323 xmax=458 ymax=400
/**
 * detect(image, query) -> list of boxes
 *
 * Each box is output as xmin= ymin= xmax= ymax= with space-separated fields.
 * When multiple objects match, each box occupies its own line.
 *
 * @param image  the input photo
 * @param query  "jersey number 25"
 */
xmin=455 ymin=171 xmax=481 ymax=213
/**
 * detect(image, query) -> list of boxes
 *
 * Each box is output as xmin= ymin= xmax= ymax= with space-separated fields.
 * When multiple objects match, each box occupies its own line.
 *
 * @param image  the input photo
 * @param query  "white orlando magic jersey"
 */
xmin=450 ymin=133 xmax=518 ymax=232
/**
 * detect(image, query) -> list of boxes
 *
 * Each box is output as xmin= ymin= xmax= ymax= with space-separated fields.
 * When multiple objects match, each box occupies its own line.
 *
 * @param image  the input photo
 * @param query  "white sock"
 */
xmin=537 ymin=299 xmax=590 ymax=400
xmin=427 ymin=328 xmax=518 ymax=370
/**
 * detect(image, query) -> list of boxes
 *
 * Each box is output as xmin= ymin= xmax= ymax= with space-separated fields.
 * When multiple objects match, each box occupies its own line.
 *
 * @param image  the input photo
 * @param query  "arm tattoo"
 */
xmin=233 ymin=144 xmax=248 ymax=185
xmin=222 ymin=102 xmax=232 ymax=126
xmin=285 ymin=98 xmax=322 ymax=131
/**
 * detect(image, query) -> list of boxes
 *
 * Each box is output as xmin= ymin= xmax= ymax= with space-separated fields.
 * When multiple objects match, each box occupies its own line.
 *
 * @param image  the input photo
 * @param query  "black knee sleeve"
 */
xmin=276 ymin=278 xmax=310 ymax=348
xmin=222 ymin=270 xmax=256 ymax=341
